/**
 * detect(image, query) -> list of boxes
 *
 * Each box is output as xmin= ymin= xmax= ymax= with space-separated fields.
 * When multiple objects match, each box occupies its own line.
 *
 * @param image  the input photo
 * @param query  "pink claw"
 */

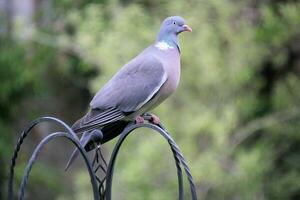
xmin=150 ymin=114 xmax=160 ymax=125
xmin=135 ymin=116 xmax=145 ymax=124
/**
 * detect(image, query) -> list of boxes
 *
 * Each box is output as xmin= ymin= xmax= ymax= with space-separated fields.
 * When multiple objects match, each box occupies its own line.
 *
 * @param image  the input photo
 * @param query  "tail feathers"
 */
xmin=65 ymin=119 xmax=130 ymax=171
xmin=65 ymin=131 xmax=100 ymax=171
xmin=65 ymin=148 xmax=80 ymax=171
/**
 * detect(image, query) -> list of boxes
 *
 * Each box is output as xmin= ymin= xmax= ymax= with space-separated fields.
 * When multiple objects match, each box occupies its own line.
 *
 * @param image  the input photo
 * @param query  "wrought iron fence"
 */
xmin=8 ymin=115 xmax=198 ymax=200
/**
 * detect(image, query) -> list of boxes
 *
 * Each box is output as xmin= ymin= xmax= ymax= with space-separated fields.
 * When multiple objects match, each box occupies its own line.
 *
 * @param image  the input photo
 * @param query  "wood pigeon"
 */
xmin=65 ymin=16 xmax=192 ymax=170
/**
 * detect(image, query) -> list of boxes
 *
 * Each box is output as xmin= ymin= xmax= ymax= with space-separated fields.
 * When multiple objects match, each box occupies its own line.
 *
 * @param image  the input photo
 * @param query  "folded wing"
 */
xmin=72 ymin=57 xmax=167 ymax=133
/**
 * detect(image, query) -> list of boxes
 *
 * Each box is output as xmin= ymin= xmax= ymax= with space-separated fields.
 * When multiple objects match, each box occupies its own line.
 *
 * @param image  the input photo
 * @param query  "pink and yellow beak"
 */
xmin=182 ymin=24 xmax=192 ymax=32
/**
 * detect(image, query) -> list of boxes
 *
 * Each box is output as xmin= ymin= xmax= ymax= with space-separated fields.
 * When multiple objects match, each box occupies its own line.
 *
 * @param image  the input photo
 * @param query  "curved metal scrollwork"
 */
xmin=7 ymin=117 xmax=100 ymax=200
xmin=8 ymin=116 xmax=198 ymax=200
xmin=105 ymin=122 xmax=197 ymax=200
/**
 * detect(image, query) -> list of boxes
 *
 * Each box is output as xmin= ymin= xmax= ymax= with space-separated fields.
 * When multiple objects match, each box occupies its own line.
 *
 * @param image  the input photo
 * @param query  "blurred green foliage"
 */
xmin=0 ymin=0 xmax=300 ymax=199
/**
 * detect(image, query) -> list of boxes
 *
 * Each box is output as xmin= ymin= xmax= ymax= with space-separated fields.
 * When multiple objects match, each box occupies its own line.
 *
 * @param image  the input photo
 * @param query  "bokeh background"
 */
xmin=1 ymin=0 xmax=300 ymax=199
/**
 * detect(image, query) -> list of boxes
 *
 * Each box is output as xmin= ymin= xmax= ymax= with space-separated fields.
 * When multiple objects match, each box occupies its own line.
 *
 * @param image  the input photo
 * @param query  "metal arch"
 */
xmin=8 ymin=116 xmax=198 ymax=200
xmin=7 ymin=117 xmax=97 ymax=200
xmin=105 ymin=122 xmax=198 ymax=200
xmin=18 ymin=132 xmax=100 ymax=200
xmin=154 ymin=124 xmax=198 ymax=200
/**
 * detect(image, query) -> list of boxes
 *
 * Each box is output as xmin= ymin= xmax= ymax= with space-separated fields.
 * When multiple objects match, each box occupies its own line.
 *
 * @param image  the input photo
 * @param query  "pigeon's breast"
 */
xmin=133 ymin=47 xmax=181 ymax=115
xmin=154 ymin=48 xmax=181 ymax=105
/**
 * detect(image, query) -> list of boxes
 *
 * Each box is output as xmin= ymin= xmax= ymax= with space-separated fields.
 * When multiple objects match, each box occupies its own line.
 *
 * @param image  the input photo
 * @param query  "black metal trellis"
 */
xmin=8 ymin=115 xmax=198 ymax=200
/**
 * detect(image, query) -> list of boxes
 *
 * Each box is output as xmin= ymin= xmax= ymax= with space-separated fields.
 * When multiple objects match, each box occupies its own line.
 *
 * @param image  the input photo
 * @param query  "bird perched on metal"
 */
xmin=65 ymin=16 xmax=192 ymax=170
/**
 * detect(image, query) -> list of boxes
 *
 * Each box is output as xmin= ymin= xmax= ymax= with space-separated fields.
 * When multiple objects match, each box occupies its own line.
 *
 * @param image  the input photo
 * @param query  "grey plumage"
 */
xmin=91 ymin=56 xmax=167 ymax=112
xmin=65 ymin=16 xmax=192 ymax=170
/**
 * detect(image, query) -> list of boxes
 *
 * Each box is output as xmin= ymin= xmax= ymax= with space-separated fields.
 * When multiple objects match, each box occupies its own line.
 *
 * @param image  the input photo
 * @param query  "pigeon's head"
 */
xmin=160 ymin=16 xmax=192 ymax=35
xmin=157 ymin=16 xmax=192 ymax=48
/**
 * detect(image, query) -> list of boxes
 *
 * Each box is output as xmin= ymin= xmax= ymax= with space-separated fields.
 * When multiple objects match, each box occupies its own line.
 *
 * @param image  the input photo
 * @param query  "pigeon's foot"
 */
xmin=135 ymin=116 xmax=145 ymax=124
xmin=149 ymin=114 xmax=160 ymax=125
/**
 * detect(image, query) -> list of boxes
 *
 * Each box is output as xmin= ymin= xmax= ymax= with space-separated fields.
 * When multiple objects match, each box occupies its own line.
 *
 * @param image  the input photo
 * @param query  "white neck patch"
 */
xmin=155 ymin=41 xmax=174 ymax=51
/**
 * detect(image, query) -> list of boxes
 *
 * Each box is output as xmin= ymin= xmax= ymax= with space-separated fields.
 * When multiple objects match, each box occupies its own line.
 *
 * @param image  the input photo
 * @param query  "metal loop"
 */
xmin=18 ymin=132 xmax=100 ymax=200
xmin=8 ymin=117 xmax=99 ymax=200
xmin=105 ymin=123 xmax=197 ymax=200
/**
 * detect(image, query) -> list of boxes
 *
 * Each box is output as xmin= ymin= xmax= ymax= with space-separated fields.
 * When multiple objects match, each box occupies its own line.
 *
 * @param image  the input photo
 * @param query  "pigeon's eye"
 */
xmin=173 ymin=21 xmax=176 ymax=25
